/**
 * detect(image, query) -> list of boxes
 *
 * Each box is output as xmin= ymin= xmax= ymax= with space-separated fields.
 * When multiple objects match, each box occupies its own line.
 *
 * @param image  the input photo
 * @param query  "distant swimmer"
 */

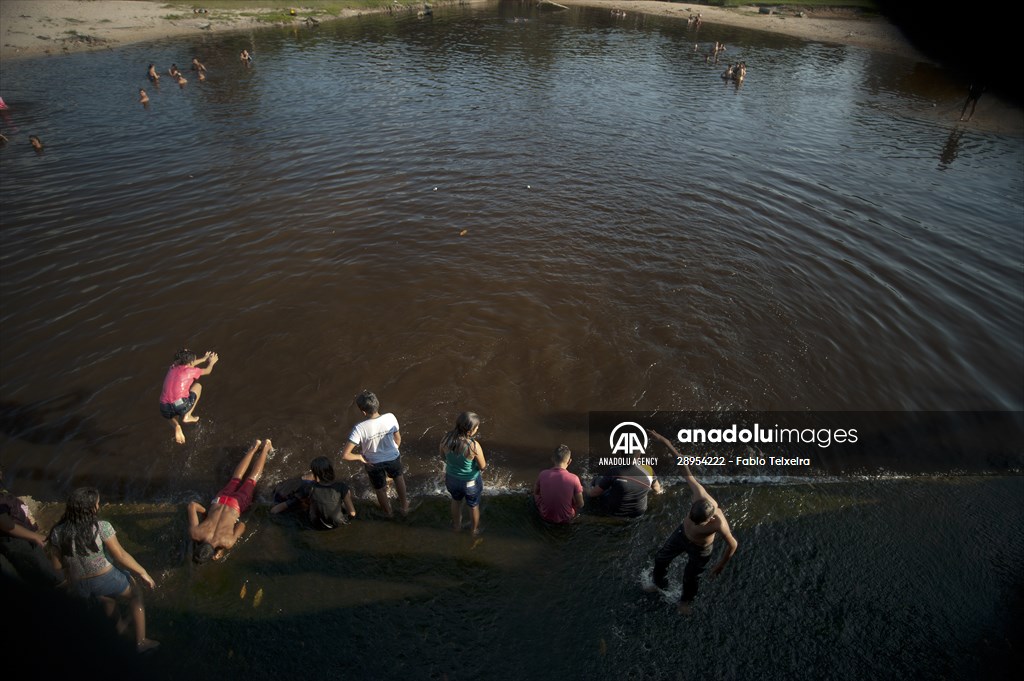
xmin=644 ymin=430 xmax=738 ymax=615
xmin=197 ymin=69 xmax=206 ymax=82
xmin=168 ymin=64 xmax=182 ymax=78
xmin=147 ymin=63 xmax=160 ymax=82
xmin=29 ymin=135 xmax=43 ymax=152
xmin=175 ymin=74 xmax=188 ymax=88
xmin=188 ymin=439 xmax=271 ymax=563
xmin=722 ymin=64 xmax=734 ymax=80
xmin=139 ymin=88 xmax=149 ymax=105
xmin=158 ymin=348 xmax=218 ymax=444
xmin=240 ymin=49 xmax=252 ymax=64
xmin=191 ymin=57 xmax=207 ymax=73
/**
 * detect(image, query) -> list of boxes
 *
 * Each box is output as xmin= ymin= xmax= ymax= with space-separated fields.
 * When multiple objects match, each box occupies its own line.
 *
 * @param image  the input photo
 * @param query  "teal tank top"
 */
xmin=445 ymin=442 xmax=479 ymax=481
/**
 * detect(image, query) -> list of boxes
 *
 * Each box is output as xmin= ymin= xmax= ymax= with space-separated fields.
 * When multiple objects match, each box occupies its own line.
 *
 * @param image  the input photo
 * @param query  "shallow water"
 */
xmin=0 ymin=4 xmax=1022 ymax=678
xmin=10 ymin=477 xmax=1024 ymax=680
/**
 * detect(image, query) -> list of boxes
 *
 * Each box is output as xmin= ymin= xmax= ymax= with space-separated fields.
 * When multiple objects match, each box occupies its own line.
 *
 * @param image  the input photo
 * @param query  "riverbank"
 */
xmin=560 ymin=0 xmax=926 ymax=59
xmin=1 ymin=0 xmax=925 ymax=61
xmin=0 ymin=0 xmax=481 ymax=61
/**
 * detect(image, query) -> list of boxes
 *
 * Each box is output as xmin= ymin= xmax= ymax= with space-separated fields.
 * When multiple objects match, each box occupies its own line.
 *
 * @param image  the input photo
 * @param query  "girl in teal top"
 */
xmin=440 ymin=411 xmax=487 ymax=536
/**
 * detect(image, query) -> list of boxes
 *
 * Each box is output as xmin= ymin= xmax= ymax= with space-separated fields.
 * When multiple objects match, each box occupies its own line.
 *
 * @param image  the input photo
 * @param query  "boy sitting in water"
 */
xmin=271 ymin=456 xmax=356 ymax=529
xmin=158 ymin=348 xmax=218 ymax=444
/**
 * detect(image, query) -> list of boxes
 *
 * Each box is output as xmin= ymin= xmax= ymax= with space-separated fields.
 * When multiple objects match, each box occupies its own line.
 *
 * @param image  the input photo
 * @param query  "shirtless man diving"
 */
xmin=188 ymin=439 xmax=271 ymax=563
xmin=645 ymin=429 xmax=739 ymax=615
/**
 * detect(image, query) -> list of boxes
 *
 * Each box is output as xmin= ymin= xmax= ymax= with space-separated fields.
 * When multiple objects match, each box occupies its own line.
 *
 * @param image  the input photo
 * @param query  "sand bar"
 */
xmin=1 ymin=1 xmax=925 ymax=61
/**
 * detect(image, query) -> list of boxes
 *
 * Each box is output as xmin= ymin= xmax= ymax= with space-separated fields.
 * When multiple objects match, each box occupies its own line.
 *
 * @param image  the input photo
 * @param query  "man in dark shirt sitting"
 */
xmin=587 ymin=463 xmax=663 ymax=517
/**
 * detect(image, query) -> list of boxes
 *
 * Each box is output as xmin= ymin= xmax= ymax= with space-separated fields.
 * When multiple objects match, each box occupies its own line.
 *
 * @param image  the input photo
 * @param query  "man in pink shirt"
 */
xmin=533 ymin=445 xmax=584 ymax=524
xmin=159 ymin=348 xmax=218 ymax=444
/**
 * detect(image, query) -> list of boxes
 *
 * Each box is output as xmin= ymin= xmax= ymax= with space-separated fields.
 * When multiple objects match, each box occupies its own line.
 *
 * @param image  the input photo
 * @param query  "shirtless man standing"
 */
xmin=645 ymin=429 xmax=739 ymax=615
xmin=188 ymin=439 xmax=271 ymax=563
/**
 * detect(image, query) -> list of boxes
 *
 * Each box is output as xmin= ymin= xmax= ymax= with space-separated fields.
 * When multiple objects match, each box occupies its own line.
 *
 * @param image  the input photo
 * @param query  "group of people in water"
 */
xmin=0 ymin=348 xmax=739 ymax=654
xmin=139 ymin=51 xmax=251 ymax=105
xmin=694 ymin=40 xmax=747 ymax=84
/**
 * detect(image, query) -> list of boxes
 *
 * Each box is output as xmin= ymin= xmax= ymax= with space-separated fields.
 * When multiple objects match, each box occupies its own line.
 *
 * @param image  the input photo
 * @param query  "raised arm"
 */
xmin=197 ymin=351 xmax=219 ymax=376
xmin=103 ymin=533 xmax=155 ymax=589
xmin=649 ymin=429 xmax=713 ymax=503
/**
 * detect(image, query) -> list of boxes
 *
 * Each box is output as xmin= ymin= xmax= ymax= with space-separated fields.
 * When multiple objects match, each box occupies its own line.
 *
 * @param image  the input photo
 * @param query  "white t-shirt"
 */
xmin=347 ymin=413 xmax=400 ymax=464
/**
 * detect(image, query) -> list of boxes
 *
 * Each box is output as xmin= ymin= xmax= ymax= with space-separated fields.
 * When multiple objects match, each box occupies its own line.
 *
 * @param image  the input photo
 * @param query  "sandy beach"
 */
xmin=1 ymin=0 xmax=925 ymax=62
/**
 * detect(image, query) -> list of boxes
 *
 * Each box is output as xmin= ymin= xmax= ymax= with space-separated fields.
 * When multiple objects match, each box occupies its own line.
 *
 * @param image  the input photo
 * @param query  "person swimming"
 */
xmin=169 ymin=64 xmax=182 ymax=78
xmin=147 ymin=63 xmax=160 ymax=82
xmin=191 ymin=57 xmax=206 ymax=73
xmin=240 ymin=49 xmax=252 ymax=64
xmin=139 ymin=88 xmax=149 ymax=105
xmin=175 ymin=74 xmax=188 ymax=88
xmin=29 ymin=135 xmax=43 ymax=152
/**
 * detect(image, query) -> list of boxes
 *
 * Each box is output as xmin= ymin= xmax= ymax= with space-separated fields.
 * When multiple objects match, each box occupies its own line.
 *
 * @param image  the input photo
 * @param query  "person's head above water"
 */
xmin=354 ymin=390 xmax=379 ymax=415
xmin=689 ymin=499 xmax=715 ymax=524
xmin=310 ymin=456 xmax=335 ymax=483
xmin=173 ymin=349 xmax=197 ymax=366
xmin=551 ymin=444 xmax=571 ymax=467
xmin=193 ymin=541 xmax=215 ymax=564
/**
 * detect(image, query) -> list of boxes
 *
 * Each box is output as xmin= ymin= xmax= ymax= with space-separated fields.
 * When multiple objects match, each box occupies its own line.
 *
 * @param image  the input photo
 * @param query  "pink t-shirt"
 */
xmin=159 ymin=364 xmax=202 ymax=403
xmin=535 ymin=467 xmax=583 ymax=524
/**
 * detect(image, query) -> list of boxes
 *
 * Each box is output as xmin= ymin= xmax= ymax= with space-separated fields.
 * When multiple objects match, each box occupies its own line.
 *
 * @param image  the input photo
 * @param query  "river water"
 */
xmin=1 ymin=2 xmax=1022 ymax=679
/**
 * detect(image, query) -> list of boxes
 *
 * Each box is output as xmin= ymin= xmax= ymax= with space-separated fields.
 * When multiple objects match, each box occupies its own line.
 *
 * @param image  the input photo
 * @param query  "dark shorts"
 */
xmin=445 ymin=474 xmax=482 ymax=508
xmin=213 ymin=477 xmax=256 ymax=515
xmin=364 ymin=456 xmax=403 ymax=490
xmin=159 ymin=391 xmax=197 ymax=419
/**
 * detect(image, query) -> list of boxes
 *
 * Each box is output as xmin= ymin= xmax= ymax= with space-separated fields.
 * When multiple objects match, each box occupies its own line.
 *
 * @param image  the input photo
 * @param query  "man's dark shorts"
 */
xmin=364 ymin=456 xmax=403 ymax=490
xmin=159 ymin=391 xmax=197 ymax=419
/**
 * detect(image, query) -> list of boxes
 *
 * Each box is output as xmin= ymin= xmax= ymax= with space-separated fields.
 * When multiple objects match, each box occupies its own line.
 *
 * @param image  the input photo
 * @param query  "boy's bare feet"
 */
xmin=173 ymin=423 xmax=186 ymax=444
xmin=182 ymin=414 xmax=200 ymax=424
